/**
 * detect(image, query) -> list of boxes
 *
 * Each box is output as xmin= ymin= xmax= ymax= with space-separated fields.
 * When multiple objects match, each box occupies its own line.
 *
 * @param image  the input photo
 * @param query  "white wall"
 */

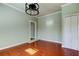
xmin=37 ymin=11 xmax=62 ymax=43
xmin=0 ymin=3 xmax=33 ymax=48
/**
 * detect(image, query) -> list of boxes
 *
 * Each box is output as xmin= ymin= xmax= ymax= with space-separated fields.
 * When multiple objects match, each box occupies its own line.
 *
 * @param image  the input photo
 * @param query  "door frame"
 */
xmin=29 ymin=20 xmax=37 ymax=40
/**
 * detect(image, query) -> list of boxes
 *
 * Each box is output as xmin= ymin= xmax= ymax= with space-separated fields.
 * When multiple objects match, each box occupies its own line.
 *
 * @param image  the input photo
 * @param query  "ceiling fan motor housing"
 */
xmin=25 ymin=3 xmax=39 ymax=16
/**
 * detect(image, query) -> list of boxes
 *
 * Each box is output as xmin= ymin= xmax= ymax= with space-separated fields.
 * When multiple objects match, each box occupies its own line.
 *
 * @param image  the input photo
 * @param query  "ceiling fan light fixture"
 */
xmin=25 ymin=3 xmax=39 ymax=16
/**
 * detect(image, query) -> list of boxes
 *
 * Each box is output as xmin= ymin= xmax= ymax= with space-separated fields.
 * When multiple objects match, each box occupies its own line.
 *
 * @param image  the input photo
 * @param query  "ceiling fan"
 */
xmin=25 ymin=3 xmax=39 ymax=16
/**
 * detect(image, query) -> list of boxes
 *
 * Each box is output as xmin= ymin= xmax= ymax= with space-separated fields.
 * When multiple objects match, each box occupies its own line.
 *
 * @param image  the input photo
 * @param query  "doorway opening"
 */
xmin=30 ymin=21 xmax=37 ymax=41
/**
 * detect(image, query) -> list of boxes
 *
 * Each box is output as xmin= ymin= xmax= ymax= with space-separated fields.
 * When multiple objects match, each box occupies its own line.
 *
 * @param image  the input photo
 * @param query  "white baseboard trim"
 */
xmin=0 ymin=39 xmax=38 ymax=50
xmin=62 ymin=44 xmax=64 ymax=47
xmin=28 ymin=39 xmax=39 ymax=43
xmin=61 ymin=44 xmax=79 ymax=51
xmin=39 ymin=39 xmax=62 ymax=44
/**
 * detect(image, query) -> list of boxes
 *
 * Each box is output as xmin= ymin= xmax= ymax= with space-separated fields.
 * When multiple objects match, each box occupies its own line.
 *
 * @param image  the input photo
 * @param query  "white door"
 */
xmin=71 ymin=15 xmax=78 ymax=50
xmin=63 ymin=16 xmax=72 ymax=49
xmin=63 ymin=14 xmax=78 ymax=51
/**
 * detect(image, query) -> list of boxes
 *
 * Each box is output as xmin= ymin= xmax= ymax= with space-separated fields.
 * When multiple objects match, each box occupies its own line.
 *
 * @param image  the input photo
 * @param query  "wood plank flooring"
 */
xmin=63 ymin=48 xmax=79 ymax=56
xmin=0 ymin=40 xmax=63 ymax=56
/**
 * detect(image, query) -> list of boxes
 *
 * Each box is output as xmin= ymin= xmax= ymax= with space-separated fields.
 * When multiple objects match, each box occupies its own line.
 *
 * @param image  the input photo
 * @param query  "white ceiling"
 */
xmin=5 ymin=3 xmax=64 ymax=17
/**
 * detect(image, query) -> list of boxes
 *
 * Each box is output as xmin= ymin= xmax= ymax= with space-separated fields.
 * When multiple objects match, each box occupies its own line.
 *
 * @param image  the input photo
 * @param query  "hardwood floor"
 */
xmin=0 ymin=40 xmax=63 ymax=56
xmin=63 ymin=48 xmax=79 ymax=56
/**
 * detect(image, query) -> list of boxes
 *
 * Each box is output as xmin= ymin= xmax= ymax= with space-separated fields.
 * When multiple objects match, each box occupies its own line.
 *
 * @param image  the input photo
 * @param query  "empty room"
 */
xmin=0 ymin=3 xmax=79 ymax=56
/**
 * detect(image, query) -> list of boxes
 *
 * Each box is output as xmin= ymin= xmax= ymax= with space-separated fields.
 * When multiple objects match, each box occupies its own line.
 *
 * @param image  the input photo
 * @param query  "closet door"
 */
xmin=71 ymin=15 xmax=78 ymax=50
xmin=63 ymin=16 xmax=72 ymax=49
